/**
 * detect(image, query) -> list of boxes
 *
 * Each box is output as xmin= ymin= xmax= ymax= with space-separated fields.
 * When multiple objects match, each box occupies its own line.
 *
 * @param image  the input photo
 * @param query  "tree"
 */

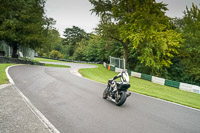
xmin=0 ymin=0 xmax=49 ymax=58
xmin=180 ymin=3 xmax=200 ymax=84
xmin=37 ymin=28 xmax=62 ymax=57
xmin=90 ymin=0 xmax=182 ymax=72
xmin=72 ymin=34 xmax=122 ymax=62
xmin=90 ymin=0 xmax=130 ymax=67
xmin=63 ymin=26 xmax=89 ymax=45
xmin=63 ymin=26 xmax=89 ymax=57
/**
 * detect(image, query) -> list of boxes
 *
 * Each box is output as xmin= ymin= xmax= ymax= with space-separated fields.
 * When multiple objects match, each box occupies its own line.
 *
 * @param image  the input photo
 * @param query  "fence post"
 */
xmin=119 ymin=58 xmax=120 ymax=69
xmin=123 ymin=58 xmax=125 ymax=69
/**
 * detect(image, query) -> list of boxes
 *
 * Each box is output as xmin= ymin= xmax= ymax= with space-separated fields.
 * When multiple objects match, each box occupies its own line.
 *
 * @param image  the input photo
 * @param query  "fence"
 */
xmin=0 ymin=41 xmax=11 ymax=57
xmin=109 ymin=56 xmax=125 ymax=69
xmin=0 ymin=41 xmax=35 ymax=60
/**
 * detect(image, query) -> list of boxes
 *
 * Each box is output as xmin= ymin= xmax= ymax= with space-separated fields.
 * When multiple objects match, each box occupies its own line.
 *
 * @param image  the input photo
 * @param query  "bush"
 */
xmin=50 ymin=50 xmax=63 ymax=59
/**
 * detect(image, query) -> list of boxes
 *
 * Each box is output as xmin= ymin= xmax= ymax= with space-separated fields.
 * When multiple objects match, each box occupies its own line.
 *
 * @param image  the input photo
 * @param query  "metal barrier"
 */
xmin=110 ymin=56 xmax=125 ymax=69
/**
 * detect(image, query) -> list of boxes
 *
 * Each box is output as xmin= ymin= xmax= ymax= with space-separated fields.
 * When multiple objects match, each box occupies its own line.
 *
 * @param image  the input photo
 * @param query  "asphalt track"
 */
xmin=8 ymin=64 xmax=200 ymax=133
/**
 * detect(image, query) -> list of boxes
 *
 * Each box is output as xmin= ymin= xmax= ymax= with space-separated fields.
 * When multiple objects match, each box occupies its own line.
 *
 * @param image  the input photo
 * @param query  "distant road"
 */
xmin=9 ymin=63 xmax=200 ymax=133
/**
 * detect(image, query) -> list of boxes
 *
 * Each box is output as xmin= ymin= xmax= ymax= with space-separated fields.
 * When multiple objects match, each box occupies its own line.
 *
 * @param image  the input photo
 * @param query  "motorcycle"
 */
xmin=103 ymin=70 xmax=131 ymax=106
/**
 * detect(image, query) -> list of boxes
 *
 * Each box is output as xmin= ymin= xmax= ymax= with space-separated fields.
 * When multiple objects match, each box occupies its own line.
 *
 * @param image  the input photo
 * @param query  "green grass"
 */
xmin=79 ymin=64 xmax=200 ymax=110
xmin=34 ymin=57 xmax=67 ymax=63
xmin=35 ymin=57 xmax=70 ymax=68
xmin=0 ymin=64 xmax=15 ymax=85
xmin=45 ymin=63 xmax=70 ymax=68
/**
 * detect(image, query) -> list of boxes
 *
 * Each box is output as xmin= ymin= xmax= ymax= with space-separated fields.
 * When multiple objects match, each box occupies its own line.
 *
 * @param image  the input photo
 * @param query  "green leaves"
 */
xmin=117 ymin=0 xmax=182 ymax=71
xmin=180 ymin=3 xmax=200 ymax=82
xmin=63 ymin=26 xmax=89 ymax=46
xmin=0 ymin=0 xmax=50 ymax=57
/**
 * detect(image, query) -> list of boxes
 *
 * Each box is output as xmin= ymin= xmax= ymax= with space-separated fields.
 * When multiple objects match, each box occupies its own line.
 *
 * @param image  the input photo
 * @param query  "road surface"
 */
xmin=8 ymin=64 xmax=200 ymax=133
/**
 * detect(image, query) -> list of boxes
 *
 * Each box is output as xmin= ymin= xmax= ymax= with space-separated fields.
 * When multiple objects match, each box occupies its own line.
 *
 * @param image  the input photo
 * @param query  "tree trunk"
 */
xmin=123 ymin=41 xmax=129 ymax=69
xmin=12 ymin=44 xmax=18 ymax=58
xmin=109 ymin=36 xmax=129 ymax=69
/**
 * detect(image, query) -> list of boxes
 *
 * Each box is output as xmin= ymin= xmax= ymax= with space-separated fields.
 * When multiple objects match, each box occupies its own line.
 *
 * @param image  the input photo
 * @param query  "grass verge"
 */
xmin=34 ymin=57 xmax=66 ymax=63
xmin=45 ymin=63 xmax=70 ymax=68
xmin=79 ymin=64 xmax=200 ymax=110
xmin=0 ymin=64 xmax=15 ymax=85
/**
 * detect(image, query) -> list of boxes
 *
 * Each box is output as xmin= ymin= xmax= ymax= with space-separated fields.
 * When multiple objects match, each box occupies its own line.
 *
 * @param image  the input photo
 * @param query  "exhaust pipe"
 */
xmin=107 ymin=96 xmax=116 ymax=103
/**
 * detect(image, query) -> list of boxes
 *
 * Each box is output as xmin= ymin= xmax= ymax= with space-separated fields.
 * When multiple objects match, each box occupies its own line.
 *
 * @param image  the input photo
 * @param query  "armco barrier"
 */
xmin=141 ymin=74 xmax=152 ymax=81
xmin=131 ymin=72 xmax=141 ymax=78
xmin=192 ymin=85 xmax=200 ymax=94
xmin=165 ymin=79 xmax=180 ymax=89
xmin=110 ymin=66 xmax=115 ymax=71
xmin=115 ymin=67 xmax=123 ymax=73
xmin=103 ymin=62 xmax=200 ymax=94
xmin=152 ymin=76 xmax=165 ymax=85
xmin=103 ymin=62 xmax=106 ymax=67
xmin=179 ymin=83 xmax=193 ymax=92
xmin=179 ymin=83 xmax=200 ymax=94
xmin=106 ymin=64 xmax=109 ymax=69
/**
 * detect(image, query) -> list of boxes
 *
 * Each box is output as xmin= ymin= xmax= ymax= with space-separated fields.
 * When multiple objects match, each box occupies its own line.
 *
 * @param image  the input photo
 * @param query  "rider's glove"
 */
xmin=109 ymin=78 xmax=113 ymax=82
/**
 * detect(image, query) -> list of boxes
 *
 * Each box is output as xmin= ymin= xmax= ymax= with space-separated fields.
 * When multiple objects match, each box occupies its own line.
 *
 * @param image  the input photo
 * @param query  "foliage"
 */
xmin=62 ymin=26 xmax=89 ymax=58
xmin=0 ymin=0 xmax=50 ymax=58
xmin=72 ymin=34 xmax=123 ymax=62
xmin=34 ymin=1 xmax=199 ymax=86
xmin=119 ymin=0 xmax=182 ymax=73
xmin=89 ymin=0 xmax=129 ymax=66
xmin=63 ymin=26 xmax=89 ymax=45
xmin=180 ymin=4 xmax=200 ymax=85
xmin=50 ymin=50 xmax=63 ymax=59
xmin=0 ymin=0 xmax=57 ymax=58
xmin=89 ymin=0 xmax=182 ymax=72
xmin=37 ymin=29 xmax=62 ymax=57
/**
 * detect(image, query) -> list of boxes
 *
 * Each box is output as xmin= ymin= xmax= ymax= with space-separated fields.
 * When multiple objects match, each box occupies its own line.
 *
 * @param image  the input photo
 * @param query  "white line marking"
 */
xmin=13 ymin=85 xmax=60 ymax=133
xmin=6 ymin=65 xmax=16 ymax=84
xmin=132 ymin=92 xmax=200 ymax=112
xmin=69 ymin=69 xmax=82 ymax=77
xmin=6 ymin=65 xmax=60 ymax=133
xmin=0 ymin=84 xmax=11 ymax=90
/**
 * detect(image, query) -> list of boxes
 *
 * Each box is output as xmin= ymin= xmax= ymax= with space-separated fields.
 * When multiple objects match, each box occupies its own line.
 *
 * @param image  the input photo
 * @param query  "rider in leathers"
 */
xmin=109 ymin=70 xmax=129 ymax=92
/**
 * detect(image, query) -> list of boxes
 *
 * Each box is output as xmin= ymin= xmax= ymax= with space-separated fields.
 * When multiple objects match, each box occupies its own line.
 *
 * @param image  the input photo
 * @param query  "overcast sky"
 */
xmin=45 ymin=0 xmax=200 ymax=36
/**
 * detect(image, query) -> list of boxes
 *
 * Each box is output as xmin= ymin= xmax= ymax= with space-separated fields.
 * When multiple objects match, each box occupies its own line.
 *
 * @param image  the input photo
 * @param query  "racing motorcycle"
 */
xmin=103 ymin=70 xmax=131 ymax=106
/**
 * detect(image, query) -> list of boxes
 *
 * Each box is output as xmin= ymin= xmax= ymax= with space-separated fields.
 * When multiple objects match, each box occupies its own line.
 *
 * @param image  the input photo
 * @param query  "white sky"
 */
xmin=45 ymin=0 xmax=200 ymax=36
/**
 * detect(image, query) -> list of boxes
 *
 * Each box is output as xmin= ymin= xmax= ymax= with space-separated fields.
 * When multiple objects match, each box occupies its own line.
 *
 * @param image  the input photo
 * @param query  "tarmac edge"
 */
xmin=6 ymin=65 xmax=60 ymax=133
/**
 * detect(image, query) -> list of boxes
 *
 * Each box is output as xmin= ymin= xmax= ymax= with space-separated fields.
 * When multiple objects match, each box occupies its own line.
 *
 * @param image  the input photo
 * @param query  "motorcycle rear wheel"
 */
xmin=115 ymin=91 xmax=127 ymax=106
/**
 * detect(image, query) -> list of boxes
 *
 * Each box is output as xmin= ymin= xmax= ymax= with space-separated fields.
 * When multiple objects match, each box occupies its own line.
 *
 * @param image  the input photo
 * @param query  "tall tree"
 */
xmin=63 ymin=26 xmax=89 ymax=57
xmin=90 ymin=0 xmax=129 ymax=67
xmin=63 ymin=26 xmax=89 ymax=45
xmin=37 ymin=28 xmax=62 ymax=57
xmin=0 ymin=0 xmax=48 ymax=58
xmin=181 ymin=3 xmax=200 ymax=84
xmin=90 ymin=0 xmax=182 ymax=72
xmin=120 ymin=1 xmax=182 ymax=73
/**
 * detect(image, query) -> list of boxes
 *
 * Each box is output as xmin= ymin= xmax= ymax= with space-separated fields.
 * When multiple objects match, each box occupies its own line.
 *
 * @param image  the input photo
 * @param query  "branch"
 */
xmin=109 ymin=35 xmax=124 ymax=44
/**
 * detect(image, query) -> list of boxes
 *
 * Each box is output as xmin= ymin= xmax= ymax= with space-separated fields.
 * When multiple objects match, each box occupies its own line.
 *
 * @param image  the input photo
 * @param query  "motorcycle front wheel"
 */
xmin=103 ymin=88 xmax=108 ymax=99
xmin=115 ymin=91 xmax=127 ymax=106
